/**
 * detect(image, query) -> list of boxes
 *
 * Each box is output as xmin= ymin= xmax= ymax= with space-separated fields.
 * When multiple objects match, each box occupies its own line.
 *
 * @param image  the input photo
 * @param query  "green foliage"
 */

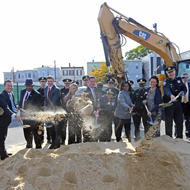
xmin=125 ymin=45 xmax=151 ymax=60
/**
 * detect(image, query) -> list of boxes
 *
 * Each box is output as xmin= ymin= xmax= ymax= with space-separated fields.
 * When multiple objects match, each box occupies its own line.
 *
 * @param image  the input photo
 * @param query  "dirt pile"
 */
xmin=0 ymin=136 xmax=190 ymax=190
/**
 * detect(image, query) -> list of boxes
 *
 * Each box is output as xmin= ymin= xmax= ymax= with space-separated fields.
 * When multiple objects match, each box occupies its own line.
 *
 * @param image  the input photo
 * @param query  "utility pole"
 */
xmin=74 ymin=66 xmax=75 ymax=81
xmin=54 ymin=60 xmax=56 ymax=81
xmin=12 ymin=67 xmax=15 ymax=83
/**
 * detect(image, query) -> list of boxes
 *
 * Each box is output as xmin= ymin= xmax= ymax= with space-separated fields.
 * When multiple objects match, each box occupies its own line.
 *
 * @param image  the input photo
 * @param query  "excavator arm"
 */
xmin=98 ymin=3 xmax=181 ymax=85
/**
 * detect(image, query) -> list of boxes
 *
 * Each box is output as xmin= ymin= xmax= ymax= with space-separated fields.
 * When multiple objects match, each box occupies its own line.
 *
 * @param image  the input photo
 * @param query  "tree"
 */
xmin=125 ymin=45 xmax=151 ymax=60
xmin=88 ymin=62 xmax=113 ymax=83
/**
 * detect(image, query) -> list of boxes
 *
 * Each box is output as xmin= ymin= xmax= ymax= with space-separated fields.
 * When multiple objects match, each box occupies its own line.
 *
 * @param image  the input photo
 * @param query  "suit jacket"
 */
xmin=85 ymin=86 xmax=98 ymax=110
xmin=37 ymin=87 xmax=45 ymax=106
xmin=114 ymin=90 xmax=133 ymax=119
xmin=0 ymin=94 xmax=13 ymax=126
xmin=0 ymin=90 xmax=17 ymax=113
xmin=44 ymin=85 xmax=61 ymax=108
xmin=19 ymin=89 xmax=43 ymax=110
xmin=85 ymin=87 xmax=97 ymax=101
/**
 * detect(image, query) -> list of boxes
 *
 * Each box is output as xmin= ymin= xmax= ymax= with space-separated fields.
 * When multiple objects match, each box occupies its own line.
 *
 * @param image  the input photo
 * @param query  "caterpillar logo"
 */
xmin=133 ymin=30 xmax=151 ymax=41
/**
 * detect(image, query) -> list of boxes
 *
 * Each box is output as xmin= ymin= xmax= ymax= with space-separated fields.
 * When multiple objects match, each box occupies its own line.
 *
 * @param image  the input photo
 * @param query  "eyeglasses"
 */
xmin=182 ymin=77 xmax=188 ymax=79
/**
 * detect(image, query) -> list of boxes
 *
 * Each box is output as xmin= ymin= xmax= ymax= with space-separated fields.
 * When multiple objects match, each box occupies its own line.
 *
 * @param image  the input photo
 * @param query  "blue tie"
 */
xmin=9 ymin=94 xmax=17 ymax=113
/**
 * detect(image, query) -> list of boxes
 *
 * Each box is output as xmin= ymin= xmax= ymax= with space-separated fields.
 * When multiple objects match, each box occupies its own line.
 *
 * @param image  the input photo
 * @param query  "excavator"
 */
xmin=98 ymin=2 xmax=190 ymax=88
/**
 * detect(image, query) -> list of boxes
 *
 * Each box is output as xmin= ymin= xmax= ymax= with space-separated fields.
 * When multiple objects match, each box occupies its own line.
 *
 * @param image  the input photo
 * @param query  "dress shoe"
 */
xmin=49 ymin=144 xmax=55 ymax=149
xmin=1 ymin=154 xmax=9 ymax=160
xmin=47 ymin=140 xmax=52 ymax=144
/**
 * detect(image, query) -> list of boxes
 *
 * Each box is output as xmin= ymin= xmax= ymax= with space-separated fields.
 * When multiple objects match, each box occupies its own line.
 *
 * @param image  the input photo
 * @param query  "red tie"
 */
xmin=48 ymin=88 xmax=51 ymax=97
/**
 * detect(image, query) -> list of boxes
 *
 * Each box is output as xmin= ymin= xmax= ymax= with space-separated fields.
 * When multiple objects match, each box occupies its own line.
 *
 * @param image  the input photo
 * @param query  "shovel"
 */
xmin=159 ymin=91 xmax=183 ymax=108
xmin=144 ymin=104 xmax=158 ymax=126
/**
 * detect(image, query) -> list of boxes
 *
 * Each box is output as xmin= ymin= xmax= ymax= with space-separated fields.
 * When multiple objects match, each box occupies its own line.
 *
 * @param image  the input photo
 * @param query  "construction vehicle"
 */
xmin=98 ymin=3 xmax=190 ymax=87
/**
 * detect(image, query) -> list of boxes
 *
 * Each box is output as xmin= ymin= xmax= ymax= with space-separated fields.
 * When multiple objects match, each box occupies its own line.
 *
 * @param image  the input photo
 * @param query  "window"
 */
xmin=28 ymin=73 xmax=31 ymax=78
xmin=80 ymin=70 xmax=82 ymax=75
xmin=18 ymin=74 xmax=20 ymax=79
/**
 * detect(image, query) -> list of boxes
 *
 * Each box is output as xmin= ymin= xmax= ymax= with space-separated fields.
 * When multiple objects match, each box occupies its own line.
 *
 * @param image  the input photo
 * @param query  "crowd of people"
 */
xmin=0 ymin=65 xmax=189 ymax=160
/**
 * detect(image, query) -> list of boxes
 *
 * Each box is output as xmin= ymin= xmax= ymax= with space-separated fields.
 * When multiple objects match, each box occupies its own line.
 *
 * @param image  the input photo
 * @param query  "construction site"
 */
xmin=0 ymin=1 xmax=190 ymax=190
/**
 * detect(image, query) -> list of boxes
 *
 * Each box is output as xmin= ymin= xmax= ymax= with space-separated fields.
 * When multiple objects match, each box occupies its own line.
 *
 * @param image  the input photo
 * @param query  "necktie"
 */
xmin=25 ymin=92 xmax=29 ymax=101
xmin=48 ymin=88 xmax=51 ymax=97
xmin=9 ymin=94 xmax=17 ymax=113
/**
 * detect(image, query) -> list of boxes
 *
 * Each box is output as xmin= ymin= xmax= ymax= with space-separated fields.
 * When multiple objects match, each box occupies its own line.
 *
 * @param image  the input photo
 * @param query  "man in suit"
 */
xmin=83 ymin=76 xmax=98 ymax=142
xmin=0 ymin=92 xmax=20 ymax=160
xmin=1 ymin=80 xmax=22 ymax=129
xmin=85 ymin=76 xmax=97 ymax=104
xmin=1 ymin=80 xmax=18 ymax=114
xmin=37 ymin=77 xmax=47 ymax=143
xmin=44 ymin=76 xmax=61 ymax=149
xmin=181 ymin=73 xmax=190 ymax=138
xmin=19 ymin=79 xmax=43 ymax=149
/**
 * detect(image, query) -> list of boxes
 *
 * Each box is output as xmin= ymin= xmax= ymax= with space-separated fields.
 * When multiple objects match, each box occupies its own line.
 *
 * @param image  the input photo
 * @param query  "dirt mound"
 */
xmin=0 ymin=136 xmax=190 ymax=190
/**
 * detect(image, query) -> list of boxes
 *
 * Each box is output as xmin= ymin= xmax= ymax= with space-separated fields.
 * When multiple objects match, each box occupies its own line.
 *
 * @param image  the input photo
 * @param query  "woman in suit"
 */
xmin=114 ymin=81 xmax=133 ymax=142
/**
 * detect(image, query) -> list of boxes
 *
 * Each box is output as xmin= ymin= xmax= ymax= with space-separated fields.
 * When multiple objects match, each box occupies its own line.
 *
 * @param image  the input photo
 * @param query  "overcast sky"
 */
xmin=0 ymin=0 xmax=189 ymax=82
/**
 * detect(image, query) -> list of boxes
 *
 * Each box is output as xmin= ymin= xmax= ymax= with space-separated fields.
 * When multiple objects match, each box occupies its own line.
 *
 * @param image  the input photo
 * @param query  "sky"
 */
xmin=0 ymin=0 xmax=189 ymax=83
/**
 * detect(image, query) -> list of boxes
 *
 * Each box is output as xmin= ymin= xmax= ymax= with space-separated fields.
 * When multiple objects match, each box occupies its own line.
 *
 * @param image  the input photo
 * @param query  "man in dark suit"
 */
xmin=1 ymin=80 xmax=18 ymax=114
xmin=44 ymin=76 xmax=61 ymax=149
xmin=85 ymin=76 xmax=97 ymax=104
xmin=83 ymin=76 xmax=98 ymax=142
xmin=181 ymin=73 xmax=190 ymax=138
xmin=0 ymin=92 xmax=20 ymax=160
xmin=19 ymin=79 xmax=43 ymax=149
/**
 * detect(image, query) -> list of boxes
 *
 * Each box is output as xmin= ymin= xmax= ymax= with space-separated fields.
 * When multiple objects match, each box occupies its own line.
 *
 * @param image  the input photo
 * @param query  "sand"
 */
xmin=0 ymin=135 xmax=190 ymax=190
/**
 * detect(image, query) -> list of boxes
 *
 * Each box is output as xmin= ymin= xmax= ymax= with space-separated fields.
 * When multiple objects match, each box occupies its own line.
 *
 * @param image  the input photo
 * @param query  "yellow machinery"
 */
xmin=98 ymin=3 xmax=190 ymax=88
